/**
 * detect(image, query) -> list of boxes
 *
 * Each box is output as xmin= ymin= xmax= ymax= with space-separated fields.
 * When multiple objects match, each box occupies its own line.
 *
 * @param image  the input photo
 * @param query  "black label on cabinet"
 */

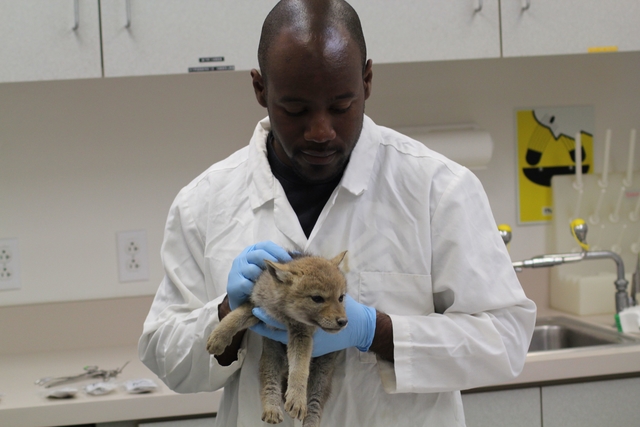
xmin=189 ymin=65 xmax=235 ymax=72
xmin=199 ymin=56 xmax=224 ymax=63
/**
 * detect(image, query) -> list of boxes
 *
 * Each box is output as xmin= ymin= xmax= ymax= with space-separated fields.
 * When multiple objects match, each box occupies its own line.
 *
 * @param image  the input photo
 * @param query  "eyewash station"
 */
xmin=507 ymin=129 xmax=639 ymax=320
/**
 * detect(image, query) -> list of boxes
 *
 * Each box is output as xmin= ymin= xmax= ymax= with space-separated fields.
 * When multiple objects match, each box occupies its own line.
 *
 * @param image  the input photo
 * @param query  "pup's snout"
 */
xmin=337 ymin=318 xmax=348 ymax=328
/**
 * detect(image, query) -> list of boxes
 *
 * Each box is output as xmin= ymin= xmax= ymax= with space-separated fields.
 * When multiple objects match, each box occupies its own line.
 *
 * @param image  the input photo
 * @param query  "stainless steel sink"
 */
xmin=528 ymin=316 xmax=640 ymax=353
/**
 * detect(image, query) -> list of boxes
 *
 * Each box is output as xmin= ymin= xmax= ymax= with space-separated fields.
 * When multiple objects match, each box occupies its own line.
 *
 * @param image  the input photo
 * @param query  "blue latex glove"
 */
xmin=227 ymin=241 xmax=292 ymax=310
xmin=250 ymin=294 xmax=377 ymax=357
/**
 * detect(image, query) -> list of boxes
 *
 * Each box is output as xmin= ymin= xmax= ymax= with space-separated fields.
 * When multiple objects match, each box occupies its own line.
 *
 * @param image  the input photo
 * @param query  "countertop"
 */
xmin=0 ymin=345 xmax=221 ymax=427
xmin=2 ymin=310 xmax=640 ymax=427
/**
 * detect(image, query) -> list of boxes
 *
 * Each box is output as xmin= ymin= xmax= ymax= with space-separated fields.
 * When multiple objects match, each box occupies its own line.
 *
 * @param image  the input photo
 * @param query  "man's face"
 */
xmin=252 ymin=28 xmax=372 ymax=183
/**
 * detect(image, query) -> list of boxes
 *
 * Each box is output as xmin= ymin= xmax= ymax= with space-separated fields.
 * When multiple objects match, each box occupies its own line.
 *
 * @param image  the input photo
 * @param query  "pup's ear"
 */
xmin=330 ymin=250 xmax=347 ymax=267
xmin=265 ymin=260 xmax=293 ymax=284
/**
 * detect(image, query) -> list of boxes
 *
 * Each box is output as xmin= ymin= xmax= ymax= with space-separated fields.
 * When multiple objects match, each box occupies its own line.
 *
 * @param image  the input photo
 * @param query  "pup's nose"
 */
xmin=337 ymin=318 xmax=348 ymax=328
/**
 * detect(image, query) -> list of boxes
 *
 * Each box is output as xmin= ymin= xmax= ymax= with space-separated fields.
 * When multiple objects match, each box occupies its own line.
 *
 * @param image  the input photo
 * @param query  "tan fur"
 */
xmin=206 ymin=251 xmax=348 ymax=427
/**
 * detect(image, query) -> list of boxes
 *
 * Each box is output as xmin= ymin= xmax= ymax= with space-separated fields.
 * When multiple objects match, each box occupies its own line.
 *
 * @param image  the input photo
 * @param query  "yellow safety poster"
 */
xmin=517 ymin=106 xmax=593 ymax=224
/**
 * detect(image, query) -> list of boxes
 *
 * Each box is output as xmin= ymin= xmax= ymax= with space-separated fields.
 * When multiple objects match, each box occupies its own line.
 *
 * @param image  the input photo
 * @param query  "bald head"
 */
xmin=257 ymin=0 xmax=367 ymax=78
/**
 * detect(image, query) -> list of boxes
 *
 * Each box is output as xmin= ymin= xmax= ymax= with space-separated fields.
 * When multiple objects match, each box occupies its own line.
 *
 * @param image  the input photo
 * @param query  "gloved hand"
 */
xmin=250 ymin=294 xmax=377 ymax=357
xmin=227 ymin=241 xmax=292 ymax=310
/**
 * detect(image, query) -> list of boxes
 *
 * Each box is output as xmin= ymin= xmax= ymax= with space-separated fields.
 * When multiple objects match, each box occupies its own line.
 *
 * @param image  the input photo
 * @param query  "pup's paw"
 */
xmin=205 ymin=331 xmax=229 ymax=355
xmin=284 ymin=390 xmax=307 ymax=421
xmin=261 ymin=405 xmax=284 ymax=424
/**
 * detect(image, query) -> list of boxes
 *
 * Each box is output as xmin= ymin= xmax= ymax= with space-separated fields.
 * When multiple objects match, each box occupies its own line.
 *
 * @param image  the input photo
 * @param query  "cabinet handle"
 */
xmin=72 ymin=0 xmax=79 ymax=30
xmin=521 ymin=0 xmax=530 ymax=10
xmin=474 ymin=0 xmax=483 ymax=12
xmin=125 ymin=0 xmax=132 ymax=28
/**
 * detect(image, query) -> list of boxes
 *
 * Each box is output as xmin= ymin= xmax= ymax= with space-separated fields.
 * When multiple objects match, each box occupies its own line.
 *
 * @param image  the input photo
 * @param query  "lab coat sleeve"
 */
xmin=138 ymin=186 xmax=244 ymax=393
xmin=379 ymin=167 xmax=536 ymax=394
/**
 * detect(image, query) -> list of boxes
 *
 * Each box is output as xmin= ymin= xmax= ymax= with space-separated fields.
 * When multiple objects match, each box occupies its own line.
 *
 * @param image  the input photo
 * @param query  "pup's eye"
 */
xmin=310 ymin=296 xmax=325 ymax=303
xmin=338 ymin=295 xmax=344 ymax=303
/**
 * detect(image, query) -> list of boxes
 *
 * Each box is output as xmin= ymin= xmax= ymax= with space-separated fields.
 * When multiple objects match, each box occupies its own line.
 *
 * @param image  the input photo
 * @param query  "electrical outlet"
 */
xmin=116 ymin=230 xmax=149 ymax=282
xmin=0 ymin=238 xmax=21 ymax=291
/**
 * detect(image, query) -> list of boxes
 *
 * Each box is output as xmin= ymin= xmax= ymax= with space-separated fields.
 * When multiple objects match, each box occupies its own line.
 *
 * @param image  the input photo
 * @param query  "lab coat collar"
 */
xmin=247 ymin=115 xmax=381 ymax=209
xmin=340 ymin=115 xmax=380 ymax=196
xmin=248 ymin=117 xmax=275 ymax=210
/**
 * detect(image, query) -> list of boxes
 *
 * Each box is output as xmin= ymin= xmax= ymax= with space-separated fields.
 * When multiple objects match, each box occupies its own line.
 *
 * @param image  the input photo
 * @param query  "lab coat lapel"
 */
xmin=307 ymin=116 xmax=381 ymax=245
xmin=247 ymin=117 xmax=308 ymax=250
xmin=273 ymin=185 xmax=308 ymax=249
xmin=247 ymin=118 xmax=273 ymax=211
xmin=339 ymin=115 xmax=381 ymax=196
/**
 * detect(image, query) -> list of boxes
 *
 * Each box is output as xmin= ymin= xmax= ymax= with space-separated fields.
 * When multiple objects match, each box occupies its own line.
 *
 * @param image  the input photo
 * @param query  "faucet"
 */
xmin=508 ymin=219 xmax=632 ymax=314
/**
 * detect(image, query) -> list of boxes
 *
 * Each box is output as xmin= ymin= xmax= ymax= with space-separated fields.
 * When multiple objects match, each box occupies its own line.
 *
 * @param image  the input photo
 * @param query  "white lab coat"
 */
xmin=139 ymin=115 xmax=536 ymax=426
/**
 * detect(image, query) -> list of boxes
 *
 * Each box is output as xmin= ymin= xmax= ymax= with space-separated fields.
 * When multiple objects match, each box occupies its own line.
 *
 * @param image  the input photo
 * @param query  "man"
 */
xmin=139 ymin=1 xmax=536 ymax=426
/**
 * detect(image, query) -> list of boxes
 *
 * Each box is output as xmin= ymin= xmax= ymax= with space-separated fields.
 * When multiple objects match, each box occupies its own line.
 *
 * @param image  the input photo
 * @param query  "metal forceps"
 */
xmin=35 ymin=361 xmax=130 ymax=388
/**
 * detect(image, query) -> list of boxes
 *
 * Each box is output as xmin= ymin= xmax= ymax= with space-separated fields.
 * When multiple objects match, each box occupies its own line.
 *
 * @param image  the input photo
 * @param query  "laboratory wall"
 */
xmin=1 ymin=52 xmax=639 ymax=353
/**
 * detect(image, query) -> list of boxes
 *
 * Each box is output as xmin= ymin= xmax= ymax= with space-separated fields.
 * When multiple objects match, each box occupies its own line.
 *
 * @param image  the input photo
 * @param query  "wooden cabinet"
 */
xmin=347 ymin=0 xmax=501 ymax=63
xmin=501 ymin=0 xmax=640 ymax=57
xmin=0 ymin=0 xmax=102 ymax=83
xmin=463 ymin=388 xmax=541 ymax=427
xmin=100 ymin=0 xmax=278 ymax=78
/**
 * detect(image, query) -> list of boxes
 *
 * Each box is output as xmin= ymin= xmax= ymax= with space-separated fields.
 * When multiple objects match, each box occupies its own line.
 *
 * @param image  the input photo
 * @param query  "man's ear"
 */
xmin=362 ymin=59 xmax=373 ymax=101
xmin=251 ymin=69 xmax=268 ymax=108
xmin=265 ymin=259 xmax=292 ymax=284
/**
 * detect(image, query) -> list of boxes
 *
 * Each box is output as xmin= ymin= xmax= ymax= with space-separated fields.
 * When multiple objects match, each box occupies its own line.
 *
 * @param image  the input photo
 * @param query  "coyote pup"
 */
xmin=206 ymin=251 xmax=348 ymax=427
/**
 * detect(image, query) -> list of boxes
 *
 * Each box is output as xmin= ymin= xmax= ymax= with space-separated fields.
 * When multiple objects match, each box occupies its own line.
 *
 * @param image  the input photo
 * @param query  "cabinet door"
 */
xmin=346 ymin=0 xmax=501 ymax=63
xmin=462 ymin=388 xmax=541 ymax=427
xmin=501 ymin=0 xmax=640 ymax=57
xmin=0 ymin=0 xmax=102 ymax=83
xmin=100 ymin=0 xmax=278 ymax=78
xmin=542 ymin=377 xmax=640 ymax=427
